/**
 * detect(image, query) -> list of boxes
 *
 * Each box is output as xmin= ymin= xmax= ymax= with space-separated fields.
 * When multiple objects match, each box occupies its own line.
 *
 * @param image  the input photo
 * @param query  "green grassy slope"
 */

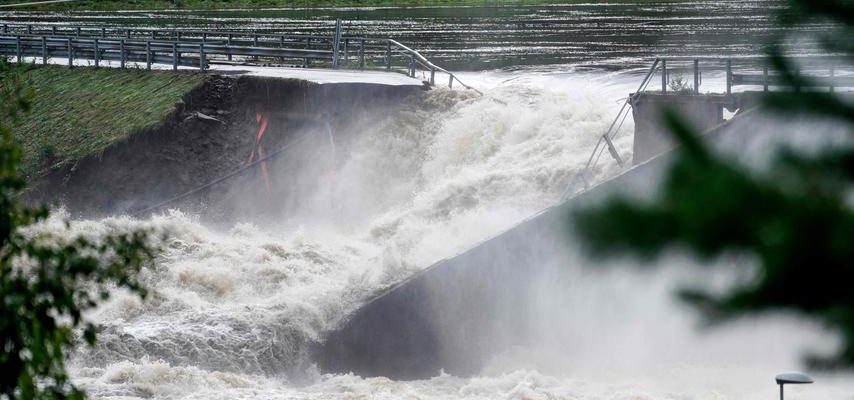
xmin=11 ymin=64 xmax=203 ymax=177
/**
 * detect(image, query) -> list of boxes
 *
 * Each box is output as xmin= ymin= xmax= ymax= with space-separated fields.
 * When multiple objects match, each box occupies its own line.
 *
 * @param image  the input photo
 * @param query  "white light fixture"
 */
xmin=776 ymin=372 xmax=814 ymax=400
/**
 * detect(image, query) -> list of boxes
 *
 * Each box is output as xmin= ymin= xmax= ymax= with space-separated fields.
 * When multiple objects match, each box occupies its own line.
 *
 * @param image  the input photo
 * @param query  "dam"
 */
xmin=4 ymin=2 xmax=854 ymax=400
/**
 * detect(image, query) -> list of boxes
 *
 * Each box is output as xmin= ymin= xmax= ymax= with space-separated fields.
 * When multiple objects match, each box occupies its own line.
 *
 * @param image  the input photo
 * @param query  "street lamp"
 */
xmin=776 ymin=372 xmax=813 ymax=400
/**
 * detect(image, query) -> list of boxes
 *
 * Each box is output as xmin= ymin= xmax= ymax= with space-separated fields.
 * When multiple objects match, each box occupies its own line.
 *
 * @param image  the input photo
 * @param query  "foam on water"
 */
xmin=53 ymin=71 xmax=853 ymax=400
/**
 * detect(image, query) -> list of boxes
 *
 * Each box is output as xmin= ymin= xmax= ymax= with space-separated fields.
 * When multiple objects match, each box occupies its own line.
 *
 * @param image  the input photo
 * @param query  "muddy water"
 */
xmin=0 ymin=0 xmax=826 ymax=70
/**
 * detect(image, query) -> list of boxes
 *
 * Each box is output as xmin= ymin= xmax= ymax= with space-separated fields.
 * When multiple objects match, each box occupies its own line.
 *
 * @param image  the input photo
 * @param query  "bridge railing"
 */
xmin=643 ymin=56 xmax=854 ymax=95
xmin=0 ymin=22 xmax=480 ymax=91
xmin=562 ymin=55 xmax=853 ymax=199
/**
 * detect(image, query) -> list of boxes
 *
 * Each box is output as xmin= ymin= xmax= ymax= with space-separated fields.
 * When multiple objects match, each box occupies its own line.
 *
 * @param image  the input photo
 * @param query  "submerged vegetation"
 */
xmin=11 ymin=65 xmax=202 ymax=177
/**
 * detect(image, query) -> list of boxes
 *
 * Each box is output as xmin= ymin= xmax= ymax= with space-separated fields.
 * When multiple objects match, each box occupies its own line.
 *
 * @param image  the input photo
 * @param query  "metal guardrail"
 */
xmin=647 ymin=56 xmax=854 ymax=95
xmin=0 ymin=22 xmax=480 ymax=92
xmin=561 ymin=55 xmax=853 ymax=199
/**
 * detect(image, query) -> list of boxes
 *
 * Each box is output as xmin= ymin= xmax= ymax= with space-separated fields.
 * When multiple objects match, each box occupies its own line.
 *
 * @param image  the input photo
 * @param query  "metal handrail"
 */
xmin=561 ymin=58 xmax=662 ymax=199
xmin=387 ymin=39 xmax=481 ymax=94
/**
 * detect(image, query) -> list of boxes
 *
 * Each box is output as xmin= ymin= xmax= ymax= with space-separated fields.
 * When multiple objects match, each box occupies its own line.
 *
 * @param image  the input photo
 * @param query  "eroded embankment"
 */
xmin=26 ymin=75 xmax=425 ymax=220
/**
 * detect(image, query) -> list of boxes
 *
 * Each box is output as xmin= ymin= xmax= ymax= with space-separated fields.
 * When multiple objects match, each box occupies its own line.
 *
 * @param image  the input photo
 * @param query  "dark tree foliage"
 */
xmin=0 ymin=60 xmax=156 ymax=399
xmin=573 ymin=0 xmax=854 ymax=368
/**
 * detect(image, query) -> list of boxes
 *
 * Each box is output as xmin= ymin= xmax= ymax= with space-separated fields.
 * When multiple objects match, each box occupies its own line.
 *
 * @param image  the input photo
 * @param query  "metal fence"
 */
xmin=0 ymin=22 xmax=477 ymax=91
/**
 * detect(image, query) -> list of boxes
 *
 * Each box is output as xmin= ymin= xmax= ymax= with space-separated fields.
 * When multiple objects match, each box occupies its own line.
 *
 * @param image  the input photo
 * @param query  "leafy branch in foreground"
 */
xmin=572 ymin=0 xmax=854 ymax=368
xmin=0 ymin=60 xmax=157 ymax=400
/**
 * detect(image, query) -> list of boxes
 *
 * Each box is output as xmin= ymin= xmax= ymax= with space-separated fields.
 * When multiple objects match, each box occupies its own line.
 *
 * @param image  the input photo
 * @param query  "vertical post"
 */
xmin=449 ymin=74 xmax=454 ymax=88
xmin=120 ymin=39 xmax=125 ymax=68
xmin=693 ymin=59 xmax=699 ymax=94
xmin=358 ymin=38 xmax=365 ymax=69
xmin=202 ymin=32 xmax=207 ymax=43
xmin=67 ymin=38 xmax=72 ymax=68
xmin=304 ymin=37 xmax=310 ymax=67
xmin=146 ymin=41 xmax=151 ymax=70
xmin=726 ymin=59 xmax=732 ymax=95
xmin=829 ymin=63 xmax=835 ymax=93
xmin=2 ymin=24 xmax=7 ymax=33
xmin=41 ymin=36 xmax=47 ymax=65
xmin=15 ymin=35 xmax=21 ymax=63
xmin=172 ymin=42 xmax=178 ymax=71
xmin=343 ymin=38 xmax=349 ymax=66
xmin=763 ymin=65 xmax=769 ymax=92
xmin=27 ymin=24 xmax=31 ymax=34
xmin=51 ymin=26 xmax=57 ymax=35
xmin=199 ymin=42 xmax=205 ymax=73
xmin=94 ymin=38 xmax=99 ymax=68
xmin=661 ymin=59 xmax=667 ymax=92
xmin=280 ymin=35 xmax=284 ymax=47
xmin=430 ymin=67 xmax=435 ymax=86
xmin=780 ymin=384 xmax=784 ymax=400
xmin=409 ymin=54 xmax=415 ymax=77
xmin=385 ymin=40 xmax=391 ymax=70
xmin=76 ymin=27 xmax=81 ymax=37
xmin=100 ymin=27 xmax=105 ymax=38
xmin=253 ymin=34 xmax=258 ymax=46
xmin=126 ymin=29 xmax=131 ymax=39
xmin=331 ymin=19 xmax=342 ymax=69
xmin=151 ymin=30 xmax=155 ymax=40
xmin=227 ymin=33 xmax=233 ymax=61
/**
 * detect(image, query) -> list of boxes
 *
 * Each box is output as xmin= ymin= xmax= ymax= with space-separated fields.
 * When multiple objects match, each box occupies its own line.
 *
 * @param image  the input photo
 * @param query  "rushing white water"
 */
xmin=53 ymin=71 xmax=853 ymax=400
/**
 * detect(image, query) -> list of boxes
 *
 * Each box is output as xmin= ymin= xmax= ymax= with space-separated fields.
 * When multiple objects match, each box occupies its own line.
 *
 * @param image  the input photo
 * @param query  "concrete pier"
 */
xmin=629 ymin=91 xmax=769 ymax=164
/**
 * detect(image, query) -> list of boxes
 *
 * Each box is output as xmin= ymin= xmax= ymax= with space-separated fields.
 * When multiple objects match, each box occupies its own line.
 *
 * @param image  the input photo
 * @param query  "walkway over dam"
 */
xmin=0 ymin=21 xmax=478 ymax=91
xmin=315 ymin=55 xmax=853 ymax=380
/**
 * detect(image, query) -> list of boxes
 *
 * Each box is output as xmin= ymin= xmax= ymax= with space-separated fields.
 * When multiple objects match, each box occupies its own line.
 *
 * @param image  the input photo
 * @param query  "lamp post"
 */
xmin=776 ymin=372 xmax=813 ymax=400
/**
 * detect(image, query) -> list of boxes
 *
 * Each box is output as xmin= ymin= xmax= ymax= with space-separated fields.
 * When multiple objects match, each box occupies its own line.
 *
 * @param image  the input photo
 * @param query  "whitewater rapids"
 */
xmin=46 ymin=71 xmax=854 ymax=400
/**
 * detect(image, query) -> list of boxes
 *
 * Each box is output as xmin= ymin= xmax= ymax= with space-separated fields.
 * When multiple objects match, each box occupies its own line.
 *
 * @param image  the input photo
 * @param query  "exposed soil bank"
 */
xmin=26 ymin=75 xmax=426 ymax=221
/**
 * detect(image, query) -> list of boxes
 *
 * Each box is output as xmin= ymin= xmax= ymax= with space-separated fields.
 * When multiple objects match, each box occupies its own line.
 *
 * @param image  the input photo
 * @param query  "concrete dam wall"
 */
xmin=315 ymin=153 xmax=669 ymax=380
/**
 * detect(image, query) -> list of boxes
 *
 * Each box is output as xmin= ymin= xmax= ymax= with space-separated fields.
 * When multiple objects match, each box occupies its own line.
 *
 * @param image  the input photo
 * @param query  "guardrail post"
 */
xmin=199 ymin=42 xmax=205 ymax=73
xmin=253 ymin=34 xmax=258 ymax=46
xmin=26 ymin=24 xmax=31 ymax=35
xmin=100 ymin=27 xmax=105 ymax=38
xmin=146 ymin=41 xmax=151 ymax=70
xmin=385 ymin=40 xmax=391 ymax=70
xmin=67 ymin=38 xmax=72 ymax=68
xmin=661 ymin=59 xmax=667 ymax=92
xmin=763 ymin=65 xmax=769 ymax=92
xmin=343 ymin=38 xmax=349 ymax=66
xmin=76 ymin=27 xmax=80 ymax=37
xmin=177 ymin=31 xmax=182 ymax=41
xmin=41 ymin=36 xmax=47 ymax=65
xmin=227 ymin=33 xmax=233 ymax=61
xmin=449 ymin=74 xmax=453 ymax=88
xmin=409 ymin=54 xmax=415 ymax=77
xmin=304 ymin=37 xmax=310 ymax=67
xmin=794 ymin=68 xmax=801 ymax=93
xmin=829 ymin=64 xmax=835 ymax=93
xmin=126 ymin=29 xmax=131 ymax=39
xmin=280 ymin=35 xmax=284 ymax=47
xmin=51 ymin=26 xmax=57 ymax=35
xmin=150 ymin=30 xmax=155 ymax=40
xmin=331 ymin=19 xmax=342 ymax=69
xmin=94 ymin=38 xmax=100 ymax=68
xmin=15 ymin=35 xmax=21 ymax=63
xmin=120 ymin=39 xmax=125 ymax=68
xmin=693 ymin=59 xmax=699 ymax=94
xmin=359 ymin=38 xmax=365 ymax=69
xmin=172 ymin=42 xmax=178 ymax=71
xmin=2 ymin=24 xmax=7 ymax=33
xmin=430 ymin=68 xmax=435 ymax=86
xmin=726 ymin=59 xmax=732 ymax=95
